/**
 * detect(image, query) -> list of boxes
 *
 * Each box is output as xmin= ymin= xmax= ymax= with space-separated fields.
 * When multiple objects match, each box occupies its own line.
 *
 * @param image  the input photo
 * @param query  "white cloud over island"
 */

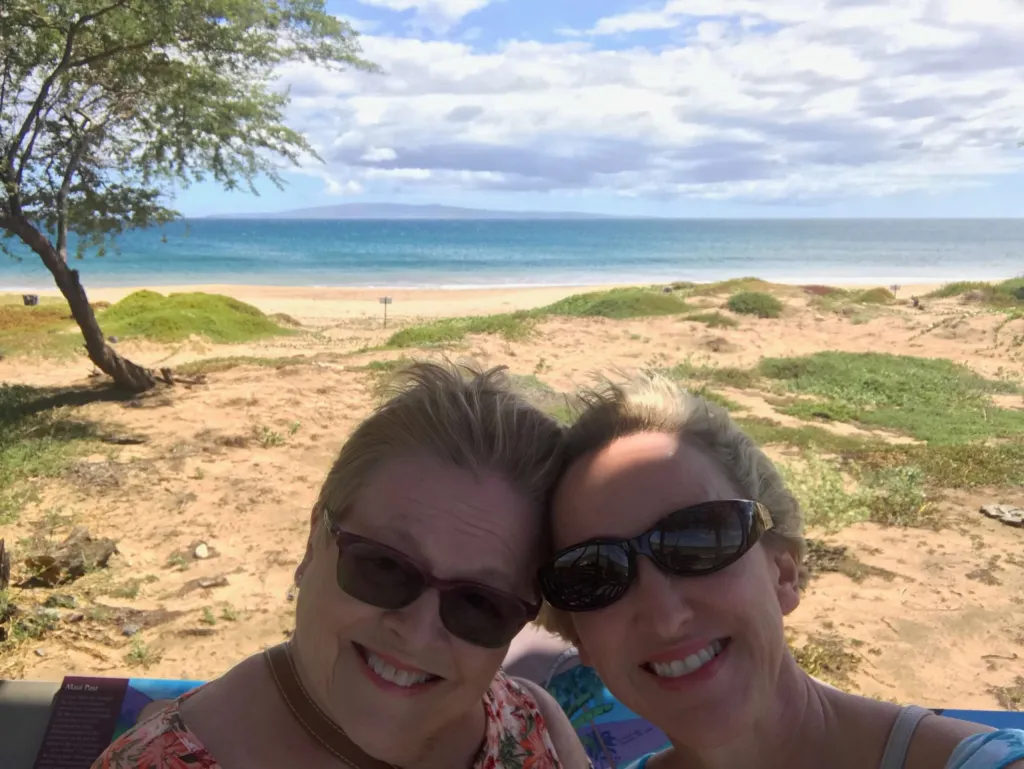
xmin=277 ymin=0 xmax=1024 ymax=204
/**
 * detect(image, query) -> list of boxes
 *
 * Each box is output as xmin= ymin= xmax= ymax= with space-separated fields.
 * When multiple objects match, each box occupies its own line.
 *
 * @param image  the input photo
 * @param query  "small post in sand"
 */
xmin=379 ymin=296 xmax=393 ymax=329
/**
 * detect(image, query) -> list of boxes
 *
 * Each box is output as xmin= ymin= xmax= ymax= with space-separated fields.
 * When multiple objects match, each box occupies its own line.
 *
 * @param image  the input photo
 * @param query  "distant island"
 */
xmin=207 ymin=203 xmax=624 ymax=220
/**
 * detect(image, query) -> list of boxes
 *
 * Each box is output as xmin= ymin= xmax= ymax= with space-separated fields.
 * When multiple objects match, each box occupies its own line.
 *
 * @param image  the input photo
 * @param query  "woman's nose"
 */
xmin=633 ymin=557 xmax=696 ymax=639
xmin=382 ymin=588 xmax=445 ymax=647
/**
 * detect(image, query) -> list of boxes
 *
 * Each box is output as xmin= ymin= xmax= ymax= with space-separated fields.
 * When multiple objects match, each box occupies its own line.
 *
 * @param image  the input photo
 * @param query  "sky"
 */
xmin=174 ymin=0 xmax=1024 ymax=218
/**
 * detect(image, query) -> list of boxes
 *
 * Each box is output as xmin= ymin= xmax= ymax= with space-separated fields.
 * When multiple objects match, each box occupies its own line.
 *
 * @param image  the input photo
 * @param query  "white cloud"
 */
xmin=355 ymin=0 xmax=493 ymax=32
xmin=361 ymin=146 xmax=399 ymax=162
xmin=276 ymin=0 xmax=1024 ymax=203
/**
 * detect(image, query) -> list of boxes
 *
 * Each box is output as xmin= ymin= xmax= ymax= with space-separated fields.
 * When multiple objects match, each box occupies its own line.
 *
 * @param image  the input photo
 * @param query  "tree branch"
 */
xmin=6 ymin=1 xmax=147 ymax=179
xmin=56 ymin=135 xmax=92 ymax=261
xmin=66 ymin=39 xmax=157 ymax=71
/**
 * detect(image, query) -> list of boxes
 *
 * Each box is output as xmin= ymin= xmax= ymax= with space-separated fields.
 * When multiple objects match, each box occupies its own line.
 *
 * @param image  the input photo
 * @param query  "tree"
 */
xmin=0 ymin=0 xmax=375 ymax=391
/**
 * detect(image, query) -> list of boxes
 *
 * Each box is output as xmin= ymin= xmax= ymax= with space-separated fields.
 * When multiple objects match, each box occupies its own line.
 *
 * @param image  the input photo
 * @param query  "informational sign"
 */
xmin=32 ymin=677 xmax=201 ymax=769
xmin=379 ymin=296 xmax=393 ymax=328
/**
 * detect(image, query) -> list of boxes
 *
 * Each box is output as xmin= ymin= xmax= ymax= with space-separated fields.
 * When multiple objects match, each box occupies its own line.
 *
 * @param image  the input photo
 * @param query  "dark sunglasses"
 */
xmin=324 ymin=511 xmax=540 ymax=649
xmin=539 ymin=499 xmax=773 ymax=613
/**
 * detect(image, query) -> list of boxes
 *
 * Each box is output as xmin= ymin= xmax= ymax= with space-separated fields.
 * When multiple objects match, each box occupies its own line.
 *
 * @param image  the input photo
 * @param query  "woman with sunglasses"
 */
xmin=95 ymin=362 xmax=589 ymax=769
xmin=537 ymin=373 xmax=1024 ymax=769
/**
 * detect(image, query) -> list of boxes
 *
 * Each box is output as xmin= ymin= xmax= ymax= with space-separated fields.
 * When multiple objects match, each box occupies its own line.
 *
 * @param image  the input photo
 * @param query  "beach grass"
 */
xmin=384 ymin=287 xmax=692 ymax=349
xmin=758 ymin=351 xmax=1023 ymax=444
xmin=667 ymin=360 xmax=760 ymax=389
xmin=854 ymin=287 xmax=896 ymax=304
xmin=727 ymin=291 xmax=784 ymax=319
xmin=541 ymin=287 xmax=690 ymax=319
xmin=0 ymin=384 xmax=100 ymax=525
xmin=926 ymin=278 xmax=1024 ymax=306
xmin=99 ymin=291 xmax=292 ymax=344
xmin=683 ymin=311 xmax=740 ymax=328
xmin=383 ymin=311 xmax=534 ymax=348
xmin=690 ymin=277 xmax=799 ymax=297
xmin=0 ymin=303 xmax=86 ymax=358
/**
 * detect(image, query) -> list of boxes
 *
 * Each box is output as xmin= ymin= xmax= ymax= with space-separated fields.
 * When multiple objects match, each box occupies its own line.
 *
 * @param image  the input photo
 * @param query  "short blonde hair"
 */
xmin=314 ymin=360 xmax=566 ymax=554
xmin=538 ymin=371 xmax=807 ymax=645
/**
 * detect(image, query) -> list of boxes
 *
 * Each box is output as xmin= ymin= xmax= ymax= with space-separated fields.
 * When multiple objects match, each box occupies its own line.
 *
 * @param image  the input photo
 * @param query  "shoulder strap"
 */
xmin=879 ymin=706 xmax=931 ymax=769
xmin=264 ymin=642 xmax=396 ymax=769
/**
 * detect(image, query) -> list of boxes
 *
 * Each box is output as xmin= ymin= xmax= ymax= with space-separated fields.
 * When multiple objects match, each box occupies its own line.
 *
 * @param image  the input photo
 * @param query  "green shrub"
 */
xmin=684 ymin=311 xmax=739 ymax=329
xmin=780 ymin=453 xmax=870 ymax=532
xmin=99 ymin=291 xmax=290 ymax=343
xmin=855 ymin=288 xmax=895 ymax=304
xmin=383 ymin=312 xmax=533 ymax=348
xmin=726 ymin=291 xmax=783 ymax=319
xmin=542 ymin=288 xmax=689 ymax=319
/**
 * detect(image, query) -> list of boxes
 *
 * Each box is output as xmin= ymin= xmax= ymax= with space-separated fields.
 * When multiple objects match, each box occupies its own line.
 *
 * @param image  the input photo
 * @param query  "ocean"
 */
xmin=2 ymin=218 xmax=1023 ymax=290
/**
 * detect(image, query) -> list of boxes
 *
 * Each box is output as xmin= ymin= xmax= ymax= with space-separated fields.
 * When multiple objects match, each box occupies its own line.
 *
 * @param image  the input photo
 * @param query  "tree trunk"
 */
xmin=7 ymin=215 xmax=158 ymax=393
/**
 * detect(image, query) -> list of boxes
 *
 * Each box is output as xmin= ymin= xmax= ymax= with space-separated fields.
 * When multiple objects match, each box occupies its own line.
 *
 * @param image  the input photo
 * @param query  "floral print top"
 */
xmin=92 ymin=670 xmax=564 ymax=769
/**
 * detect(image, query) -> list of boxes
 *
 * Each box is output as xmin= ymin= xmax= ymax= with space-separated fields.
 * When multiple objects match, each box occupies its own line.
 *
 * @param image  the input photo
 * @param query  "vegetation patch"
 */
xmin=990 ymin=677 xmax=1024 ymax=711
xmin=855 ymin=287 xmax=895 ymax=304
xmin=384 ymin=311 xmax=533 ymax=348
xmin=509 ymin=374 xmax=572 ymax=424
xmin=926 ymin=278 xmax=1024 ymax=307
xmin=737 ymin=416 xmax=882 ymax=454
xmin=780 ymin=450 xmax=935 ymax=531
xmin=805 ymin=539 xmax=897 ymax=583
xmin=691 ymin=277 xmax=795 ymax=297
xmin=850 ymin=442 xmax=1024 ymax=490
xmin=542 ymin=288 xmax=690 ymax=319
xmin=382 ymin=287 xmax=693 ymax=349
xmin=176 ymin=355 xmax=310 ymax=375
xmin=802 ymin=285 xmax=849 ymax=297
xmin=684 ymin=311 xmax=739 ymax=329
xmin=0 ymin=303 xmax=88 ymax=357
xmin=667 ymin=361 xmax=760 ymax=390
xmin=789 ymin=632 xmax=861 ymax=690
xmin=759 ymin=352 xmax=1023 ymax=444
xmin=689 ymin=385 xmax=743 ymax=412
xmin=0 ymin=385 xmax=101 ymax=525
xmin=727 ymin=291 xmax=783 ymax=319
xmin=98 ymin=291 xmax=291 ymax=344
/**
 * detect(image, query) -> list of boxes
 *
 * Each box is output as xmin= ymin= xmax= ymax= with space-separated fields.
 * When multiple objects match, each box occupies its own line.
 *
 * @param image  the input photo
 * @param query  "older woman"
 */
xmin=537 ymin=373 xmax=1024 ymax=769
xmin=95 ymin=362 xmax=589 ymax=769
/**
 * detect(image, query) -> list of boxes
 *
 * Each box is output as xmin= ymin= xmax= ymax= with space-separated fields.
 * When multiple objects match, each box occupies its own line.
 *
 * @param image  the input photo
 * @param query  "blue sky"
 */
xmin=174 ymin=0 xmax=1024 ymax=218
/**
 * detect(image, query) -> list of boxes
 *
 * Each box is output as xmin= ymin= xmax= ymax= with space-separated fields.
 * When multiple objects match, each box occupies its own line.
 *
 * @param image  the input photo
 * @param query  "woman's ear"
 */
xmin=770 ymin=544 xmax=801 ymax=616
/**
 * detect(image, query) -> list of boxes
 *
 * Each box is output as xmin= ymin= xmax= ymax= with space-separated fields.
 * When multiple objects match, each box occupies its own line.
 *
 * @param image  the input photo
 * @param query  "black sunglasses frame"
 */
xmin=323 ymin=510 xmax=541 ymax=648
xmin=539 ymin=499 xmax=774 ymax=613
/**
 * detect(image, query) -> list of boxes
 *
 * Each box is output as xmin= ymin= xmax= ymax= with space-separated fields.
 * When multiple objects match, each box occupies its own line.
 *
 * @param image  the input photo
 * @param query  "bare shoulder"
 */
xmin=905 ymin=713 xmax=993 ymax=769
xmin=512 ymin=676 xmax=591 ymax=769
xmin=503 ymin=626 xmax=576 ymax=684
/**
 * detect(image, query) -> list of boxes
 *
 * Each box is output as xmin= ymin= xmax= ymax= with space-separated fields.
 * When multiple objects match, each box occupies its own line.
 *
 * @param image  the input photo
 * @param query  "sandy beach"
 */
xmin=1 ymin=278 xmax=1022 ymax=714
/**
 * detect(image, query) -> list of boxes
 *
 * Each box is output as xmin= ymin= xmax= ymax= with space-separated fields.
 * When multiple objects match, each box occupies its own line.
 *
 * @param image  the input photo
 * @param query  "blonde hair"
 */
xmin=538 ymin=371 xmax=807 ymax=645
xmin=314 ymin=360 xmax=566 ymax=553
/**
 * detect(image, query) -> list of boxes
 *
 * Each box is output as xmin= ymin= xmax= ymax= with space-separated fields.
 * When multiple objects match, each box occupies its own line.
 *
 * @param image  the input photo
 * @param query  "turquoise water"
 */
xmin=2 ymin=218 xmax=1022 ymax=289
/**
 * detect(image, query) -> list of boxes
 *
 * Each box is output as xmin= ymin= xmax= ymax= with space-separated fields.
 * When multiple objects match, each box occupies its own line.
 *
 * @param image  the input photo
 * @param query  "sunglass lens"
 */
xmin=651 ymin=501 xmax=750 ymax=573
xmin=540 ymin=544 xmax=632 ymax=612
xmin=337 ymin=542 xmax=424 ymax=609
xmin=441 ymin=588 xmax=527 ymax=648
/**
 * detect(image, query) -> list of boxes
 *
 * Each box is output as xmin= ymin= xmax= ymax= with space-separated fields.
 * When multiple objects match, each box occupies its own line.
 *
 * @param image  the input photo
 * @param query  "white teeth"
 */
xmin=649 ymin=640 xmax=724 ymax=678
xmin=365 ymin=652 xmax=431 ymax=687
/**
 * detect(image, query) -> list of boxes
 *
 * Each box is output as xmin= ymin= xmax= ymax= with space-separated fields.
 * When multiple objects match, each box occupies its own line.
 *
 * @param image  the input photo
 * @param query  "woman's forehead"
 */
xmin=346 ymin=454 xmax=540 ymax=581
xmin=553 ymin=433 xmax=736 ymax=539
